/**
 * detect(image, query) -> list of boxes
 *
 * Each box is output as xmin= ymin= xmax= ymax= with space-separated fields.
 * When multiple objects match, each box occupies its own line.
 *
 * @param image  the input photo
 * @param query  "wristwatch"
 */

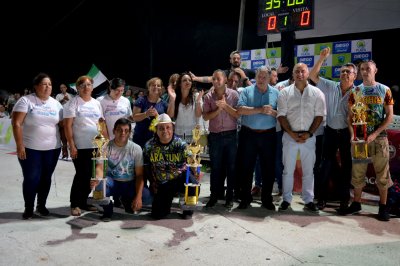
xmin=307 ymin=131 xmax=313 ymax=137
xmin=243 ymin=77 xmax=249 ymax=82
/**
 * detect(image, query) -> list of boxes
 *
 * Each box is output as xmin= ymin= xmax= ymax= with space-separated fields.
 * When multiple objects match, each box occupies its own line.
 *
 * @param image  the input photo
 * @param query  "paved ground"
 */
xmin=0 ymin=146 xmax=399 ymax=266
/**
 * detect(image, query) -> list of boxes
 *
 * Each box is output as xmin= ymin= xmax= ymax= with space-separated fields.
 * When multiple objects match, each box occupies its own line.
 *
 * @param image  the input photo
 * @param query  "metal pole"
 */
xmin=236 ymin=0 xmax=246 ymax=51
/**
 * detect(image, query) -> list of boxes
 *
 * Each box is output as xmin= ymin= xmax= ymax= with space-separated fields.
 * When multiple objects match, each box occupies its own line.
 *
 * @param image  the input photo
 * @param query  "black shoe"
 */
xmin=237 ymin=201 xmax=250 ymax=209
xmin=181 ymin=210 xmax=193 ymax=220
xmin=279 ymin=201 xmax=290 ymax=211
xmin=317 ymin=200 xmax=326 ymax=210
xmin=36 ymin=205 xmax=49 ymax=216
xmin=343 ymin=202 xmax=362 ymax=215
xmin=206 ymin=197 xmax=218 ymax=208
xmin=336 ymin=201 xmax=349 ymax=215
xmin=101 ymin=215 xmax=111 ymax=222
xmin=22 ymin=208 xmax=34 ymax=220
xmin=304 ymin=202 xmax=319 ymax=213
xmin=262 ymin=201 xmax=276 ymax=211
xmin=224 ymin=200 xmax=234 ymax=209
xmin=378 ymin=204 xmax=390 ymax=221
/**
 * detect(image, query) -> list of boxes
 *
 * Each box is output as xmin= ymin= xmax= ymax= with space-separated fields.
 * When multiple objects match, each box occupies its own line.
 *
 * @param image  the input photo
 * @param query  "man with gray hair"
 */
xmin=236 ymin=66 xmax=280 ymax=210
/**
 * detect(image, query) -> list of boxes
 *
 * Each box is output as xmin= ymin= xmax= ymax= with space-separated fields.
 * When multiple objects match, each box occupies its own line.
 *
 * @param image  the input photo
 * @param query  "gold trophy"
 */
xmin=181 ymin=125 xmax=204 ymax=209
xmin=351 ymin=89 xmax=371 ymax=163
xmin=88 ymin=118 xmax=110 ymax=205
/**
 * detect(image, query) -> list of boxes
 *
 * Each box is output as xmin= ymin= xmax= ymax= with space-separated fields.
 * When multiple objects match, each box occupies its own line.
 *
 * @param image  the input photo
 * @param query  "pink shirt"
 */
xmin=203 ymin=88 xmax=239 ymax=133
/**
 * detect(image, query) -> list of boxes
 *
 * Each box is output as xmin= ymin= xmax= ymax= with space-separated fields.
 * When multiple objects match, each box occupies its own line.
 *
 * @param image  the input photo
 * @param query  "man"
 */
xmin=277 ymin=63 xmax=326 ymax=213
xmin=190 ymin=50 xmax=288 ymax=87
xmin=143 ymin=113 xmax=194 ymax=219
xmin=237 ymin=66 xmax=279 ymax=210
xmin=203 ymin=70 xmax=239 ymax=209
xmin=344 ymin=60 xmax=394 ymax=221
xmin=309 ymin=47 xmax=357 ymax=211
xmin=56 ymin=84 xmax=73 ymax=105
xmin=91 ymin=118 xmax=151 ymax=222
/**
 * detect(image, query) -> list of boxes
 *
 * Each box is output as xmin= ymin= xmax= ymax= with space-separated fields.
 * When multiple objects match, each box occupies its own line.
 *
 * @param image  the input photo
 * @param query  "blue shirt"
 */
xmin=238 ymin=84 xmax=279 ymax=130
xmin=317 ymin=77 xmax=353 ymax=129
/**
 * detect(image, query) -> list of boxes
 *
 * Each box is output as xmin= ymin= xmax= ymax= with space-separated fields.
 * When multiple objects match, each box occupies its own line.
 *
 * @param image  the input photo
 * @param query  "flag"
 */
xmin=69 ymin=64 xmax=108 ymax=91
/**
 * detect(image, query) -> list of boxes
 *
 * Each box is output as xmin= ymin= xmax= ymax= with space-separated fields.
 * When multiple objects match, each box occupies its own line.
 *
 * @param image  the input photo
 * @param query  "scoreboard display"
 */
xmin=257 ymin=0 xmax=314 ymax=35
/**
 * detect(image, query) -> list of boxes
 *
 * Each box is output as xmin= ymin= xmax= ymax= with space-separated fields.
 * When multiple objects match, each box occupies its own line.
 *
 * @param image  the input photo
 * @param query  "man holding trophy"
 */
xmin=344 ymin=60 xmax=394 ymax=221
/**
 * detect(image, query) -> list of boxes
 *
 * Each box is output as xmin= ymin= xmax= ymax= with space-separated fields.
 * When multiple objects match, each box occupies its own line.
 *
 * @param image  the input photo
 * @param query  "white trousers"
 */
xmin=282 ymin=132 xmax=316 ymax=204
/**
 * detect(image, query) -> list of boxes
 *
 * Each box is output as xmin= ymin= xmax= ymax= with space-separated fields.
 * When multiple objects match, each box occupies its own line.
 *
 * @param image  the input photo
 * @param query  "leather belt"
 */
xmin=242 ymin=125 xmax=275 ymax=133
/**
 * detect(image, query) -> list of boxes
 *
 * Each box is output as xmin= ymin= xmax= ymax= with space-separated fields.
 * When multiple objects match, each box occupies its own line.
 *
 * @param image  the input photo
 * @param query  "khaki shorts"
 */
xmin=352 ymin=137 xmax=391 ymax=189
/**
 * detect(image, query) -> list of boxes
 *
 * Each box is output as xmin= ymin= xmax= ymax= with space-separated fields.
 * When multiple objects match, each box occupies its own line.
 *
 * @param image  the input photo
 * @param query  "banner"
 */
xmin=240 ymin=39 xmax=372 ymax=81
xmin=0 ymin=118 xmax=15 ymax=150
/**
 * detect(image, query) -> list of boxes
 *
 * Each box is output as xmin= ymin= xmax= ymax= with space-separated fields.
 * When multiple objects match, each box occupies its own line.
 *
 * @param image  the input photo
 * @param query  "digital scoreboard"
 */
xmin=257 ymin=0 xmax=314 ymax=35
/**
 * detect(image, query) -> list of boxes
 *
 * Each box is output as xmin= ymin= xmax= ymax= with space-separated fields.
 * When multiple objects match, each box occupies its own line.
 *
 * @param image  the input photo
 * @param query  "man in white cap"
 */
xmin=143 ymin=113 xmax=195 ymax=219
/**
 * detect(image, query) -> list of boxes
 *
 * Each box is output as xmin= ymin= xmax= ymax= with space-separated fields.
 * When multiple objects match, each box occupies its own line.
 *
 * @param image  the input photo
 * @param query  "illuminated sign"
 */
xmin=257 ymin=0 xmax=314 ymax=35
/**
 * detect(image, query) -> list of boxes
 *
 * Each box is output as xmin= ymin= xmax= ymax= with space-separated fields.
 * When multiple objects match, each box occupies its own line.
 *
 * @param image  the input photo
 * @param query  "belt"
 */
xmin=326 ymin=126 xmax=349 ymax=133
xmin=242 ymin=125 xmax=275 ymax=133
xmin=209 ymin=129 xmax=237 ymax=136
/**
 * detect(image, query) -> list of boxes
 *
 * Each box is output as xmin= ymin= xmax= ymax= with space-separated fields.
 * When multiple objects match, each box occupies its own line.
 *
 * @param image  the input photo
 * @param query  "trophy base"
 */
xmin=352 ymin=157 xmax=372 ymax=164
xmin=179 ymin=199 xmax=204 ymax=211
xmin=87 ymin=197 xmax=110 ymax=205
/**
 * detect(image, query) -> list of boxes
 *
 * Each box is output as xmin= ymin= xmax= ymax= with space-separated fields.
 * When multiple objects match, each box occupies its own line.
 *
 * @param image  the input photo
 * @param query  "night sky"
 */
xmin=2 ymin=1 xmax=399 ymax=95
xmin=2 ymin=0 xmax=265 ymax=93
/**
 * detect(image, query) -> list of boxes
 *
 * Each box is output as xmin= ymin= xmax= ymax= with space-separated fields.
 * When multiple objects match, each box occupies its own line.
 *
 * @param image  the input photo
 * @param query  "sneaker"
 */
xmin=304 ymin=202 xmax=319 ymax=213
xmin=251 ymin=186 xmax=262 ymax=197
xmin=101 ymin=215 xmax=111 ymax=222
xmin=343 ymin=202 xmax=362 ymax=215
xmin=317 ymin=200 xmax=326 ymax=210
xmin=71 ymin=207 xmax=81 ymax=216
xmin=36 ymin=205 xmax=49 ymax=216
xmin=378 ymin=204 xmax=390 ymax=221
xmin=279 ymin=201 xmax=291 ymax=211
xmin=22 ymin=208 xmax=34 ymax=220
xmin=262 ymin=201 xmax=276 ymax=211
xmin=206 ymin=196 xmax=218 ymax=208
xmin=224 ymin=200 xmax=234 ymax=209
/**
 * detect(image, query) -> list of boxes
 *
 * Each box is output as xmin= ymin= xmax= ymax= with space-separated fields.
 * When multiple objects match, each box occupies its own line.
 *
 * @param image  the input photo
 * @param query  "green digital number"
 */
xmin=287 ymin=0 xmax=304 ymax=6
xmin=265 ymin=0 xmax=281 ymax=10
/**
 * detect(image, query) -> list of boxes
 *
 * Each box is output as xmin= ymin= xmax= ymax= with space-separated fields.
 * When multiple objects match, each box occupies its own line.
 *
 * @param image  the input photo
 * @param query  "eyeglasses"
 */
xmin=79 ymin=83 xmax=93 ymax=89
xmin=340 ymin=69 xmax=355 ymax=74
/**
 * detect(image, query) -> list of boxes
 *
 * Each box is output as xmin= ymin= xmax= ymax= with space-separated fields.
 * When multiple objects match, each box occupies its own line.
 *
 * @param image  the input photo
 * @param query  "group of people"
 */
xmin=11 ymin=48 xmax=397 ymax=223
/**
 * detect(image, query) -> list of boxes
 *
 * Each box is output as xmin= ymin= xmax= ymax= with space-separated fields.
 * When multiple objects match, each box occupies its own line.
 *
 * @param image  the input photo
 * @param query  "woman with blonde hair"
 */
xmin=132 ymin=77 xmax=169 ymax=147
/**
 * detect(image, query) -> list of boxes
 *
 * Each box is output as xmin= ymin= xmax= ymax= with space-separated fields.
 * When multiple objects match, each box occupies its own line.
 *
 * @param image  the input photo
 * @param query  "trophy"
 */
xmin=351 ymin=89 xmax=371 ymax=163
xmin=88 ymin=118 xmax=110 ymax=205
xmin=181 ymin=125 xmax=204 ymax=210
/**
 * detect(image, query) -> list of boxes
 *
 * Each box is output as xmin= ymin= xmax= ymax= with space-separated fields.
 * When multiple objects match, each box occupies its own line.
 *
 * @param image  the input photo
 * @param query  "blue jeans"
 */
xmin=18 ymin=148 xmax=61 ymax=208
xmin=102 ymin=178 xmax=153 ymax=217
xmin=319 ymin=126 xmax=352 ymax=202
xmin=208 ymin=130 xmax=237 ymax=201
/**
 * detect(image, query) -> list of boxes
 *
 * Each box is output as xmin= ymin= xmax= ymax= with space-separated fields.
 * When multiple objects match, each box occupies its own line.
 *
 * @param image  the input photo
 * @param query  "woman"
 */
xmin=12 ymin=73 xmax=66 ymax=219
xmin=64 ymin=75 xmax=107 ymax=216
xmin=132 ymin=77 xmax=168 ymax=147
xmin=167 ymin=72 xmax=204 ymax=142
xmin=98 ymin=78 xmax=132 ymax=140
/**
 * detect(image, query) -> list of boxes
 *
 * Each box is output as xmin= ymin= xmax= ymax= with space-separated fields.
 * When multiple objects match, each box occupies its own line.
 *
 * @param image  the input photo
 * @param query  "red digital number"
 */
xmin=267 ymin=16 xmax=277 ymax=30
xmin=300 ymin=10 xmax=310 ymax=26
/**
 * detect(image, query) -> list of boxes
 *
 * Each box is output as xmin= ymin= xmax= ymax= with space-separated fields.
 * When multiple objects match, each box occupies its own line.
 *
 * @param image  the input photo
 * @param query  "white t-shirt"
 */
xmin=63 ymin=96 xmax=103 ymax=149
xmin=97 ymin=94 xmax=132 ymax=140
xmin=13 ymin=94 xmax=63 ymax=150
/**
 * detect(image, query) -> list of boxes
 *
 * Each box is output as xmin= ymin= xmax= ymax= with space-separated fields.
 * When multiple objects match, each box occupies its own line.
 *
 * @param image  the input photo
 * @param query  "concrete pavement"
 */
xmin=0 ymin=146 xmax=399 ymax=266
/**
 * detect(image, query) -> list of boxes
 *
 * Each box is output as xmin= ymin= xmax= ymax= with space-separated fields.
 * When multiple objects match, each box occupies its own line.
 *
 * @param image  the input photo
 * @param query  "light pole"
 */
xmin=236 ymin=0 xmax=246 ymax=51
